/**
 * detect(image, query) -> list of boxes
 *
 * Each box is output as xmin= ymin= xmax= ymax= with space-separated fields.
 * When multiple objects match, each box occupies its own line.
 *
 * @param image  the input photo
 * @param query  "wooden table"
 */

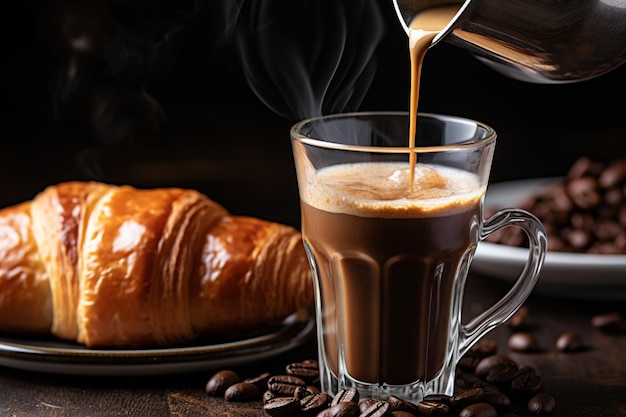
xmin=1 ymin=273 xmax=625 ymax=417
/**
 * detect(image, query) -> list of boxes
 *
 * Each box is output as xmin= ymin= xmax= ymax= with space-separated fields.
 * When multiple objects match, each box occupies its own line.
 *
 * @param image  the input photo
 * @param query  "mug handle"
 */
xmin=458 ymin=209 xmax=548 ymax=358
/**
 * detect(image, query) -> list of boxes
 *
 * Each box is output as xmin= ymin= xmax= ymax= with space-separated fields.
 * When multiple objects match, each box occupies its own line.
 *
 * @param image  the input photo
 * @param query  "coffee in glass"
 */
xmin=291 ymin=112 xmax=546 ymax=402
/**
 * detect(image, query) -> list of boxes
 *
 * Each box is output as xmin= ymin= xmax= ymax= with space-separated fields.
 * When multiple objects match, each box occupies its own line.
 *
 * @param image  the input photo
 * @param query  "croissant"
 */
xmin=0 ymin=181 xmax=313 ymax=348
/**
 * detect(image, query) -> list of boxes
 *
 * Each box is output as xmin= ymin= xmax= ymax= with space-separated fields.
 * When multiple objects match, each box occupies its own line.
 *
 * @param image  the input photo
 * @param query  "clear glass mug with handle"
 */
xmin=291 ymin=111 xmax=547 ymax=402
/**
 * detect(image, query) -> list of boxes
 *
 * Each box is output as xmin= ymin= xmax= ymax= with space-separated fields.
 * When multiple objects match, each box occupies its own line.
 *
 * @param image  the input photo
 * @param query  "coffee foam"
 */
xmin=302 ymin=162 xmax=484 ymax=218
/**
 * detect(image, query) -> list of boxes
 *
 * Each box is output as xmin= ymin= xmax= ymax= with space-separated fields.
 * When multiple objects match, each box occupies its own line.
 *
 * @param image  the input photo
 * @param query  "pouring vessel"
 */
xmin=393 ymin=0 xmax=626 ymax=83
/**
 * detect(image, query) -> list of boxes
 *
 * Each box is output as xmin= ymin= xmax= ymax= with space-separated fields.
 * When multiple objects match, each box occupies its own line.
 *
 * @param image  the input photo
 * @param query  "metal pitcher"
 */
xmin=393 ymin=0 xmax=626 ymax=83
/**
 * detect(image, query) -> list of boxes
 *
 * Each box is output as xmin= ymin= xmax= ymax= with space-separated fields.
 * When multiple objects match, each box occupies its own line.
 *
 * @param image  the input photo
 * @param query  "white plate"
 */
xmin=473 ymin=178 xmax=626 ymax=299
xmin=0 ymin=308 xmax=314 ymax=376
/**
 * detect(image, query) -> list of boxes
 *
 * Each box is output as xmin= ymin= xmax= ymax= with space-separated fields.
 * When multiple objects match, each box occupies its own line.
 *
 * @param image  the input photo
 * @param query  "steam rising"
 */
xmin=225 ymin=0 xmax=385 ymax=119
xmin=36 ymin=0 xmax=386 ymax=146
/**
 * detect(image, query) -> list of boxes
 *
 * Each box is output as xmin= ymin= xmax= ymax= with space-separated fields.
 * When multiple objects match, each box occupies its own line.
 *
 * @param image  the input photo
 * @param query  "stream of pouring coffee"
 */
xmin=408 ymin=6 xmax=460 ymax=189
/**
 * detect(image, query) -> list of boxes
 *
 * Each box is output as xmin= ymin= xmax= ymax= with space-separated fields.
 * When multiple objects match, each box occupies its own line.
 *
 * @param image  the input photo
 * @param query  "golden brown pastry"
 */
xmin=0 ymin=181 xmax=313 ymax=348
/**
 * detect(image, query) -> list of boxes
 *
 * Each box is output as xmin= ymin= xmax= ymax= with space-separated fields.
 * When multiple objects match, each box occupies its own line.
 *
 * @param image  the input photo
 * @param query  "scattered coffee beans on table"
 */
xmin=555 ymin=331 xmax=585 ymax=353
xmin=204 ymin=303 xmax=626 ymax=415
xmin=591 ymin=312 xmax=624 ymax=333
xmin=225 ymin=382 xmax=262 ymax=402
xmin=204 ymin=345 xmax=556 ymax=416
xmin=205 ymin=369 xmax=241 ymax=396
xmin=507 ymin=332 xmax=541 ymax=353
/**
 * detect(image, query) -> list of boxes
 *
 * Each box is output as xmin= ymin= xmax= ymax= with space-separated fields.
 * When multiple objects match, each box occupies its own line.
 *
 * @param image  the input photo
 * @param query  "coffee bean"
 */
xmin=474 ymin=355 xmax=517 ymax=379
xmin=358 ymin=399 xmax=378 ymax=413
xmin=591 ymin=312 xmax=623 ymax=332
xmin=225 ymin=382 xmax=261 ymax=402
xmin=460 ymin=339 xmax=499 ymax=371
xmin=360 ymin=400 xmax=391 ymax=417
xmin=471 ymin=339 xmax=499 ymax=357
xmin=485 ymin=364 xmax=517 ymax=385
xmin=555 ymin=331 xmax=585 ymax=352
xmin=264 ymin=396 xmax=301 ymax=417
xmin=205 ymin=370 xmax=241 ymax=397
xmin=450 ymin=388 xmax=484 ymax=409
xmin=286 ymin=361 xmax=320 ymax=383
xmin=268 ymin=375 xmax=307 ymax=396
xmin=416 ymin=400 xmax=450 ymax=416
xmin=296 ymin=386 xmax=322 ymax=400
xmin=294 ymin=386 xmax=311 ymax=400
xmin=387 ymin=395 xmax=419 ymax=415
xmin=319 ymin=402 xmax=359 ymax=417
xmin=245 ymin=372 xmax=272 ymax=391
xmin=510 ymin=373 xmax=543 ymax=396
xmin=564 ymin=228 xmax=592 ymax=249
xmin=475 ymin=355 xmax=519 ymax=385
xmin=514 ymin=365 xmax=538 ymax=377
xmin=567 ymin=156 xmax=599 ymax=179
xmin=301 ymin=392 xmax=331 ymax=416
xmin=599 ymin=159 xmax=626 ymax=188
xmin=482 ymin=391 xmax=511 ymax=411
xmin=331 ymin=387 xmax=359 ymax=406
xmin=507 ymin=305 xmax=530 ymax=329
xmin=422 ymin=394 xmax=451 ymax=405
xmin=568 ymin=177 xmax=601 ymax=209
xmin=458 ymin=403 xmax=497 ymax=417
xmin=527 ymin=392 xmax=556 ymax=415
xmin=507 ymin=331 xmax=541 ymax=352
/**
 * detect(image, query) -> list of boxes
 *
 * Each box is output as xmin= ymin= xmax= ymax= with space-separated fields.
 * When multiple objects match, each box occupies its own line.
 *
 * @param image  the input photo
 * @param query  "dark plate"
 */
xmin=0 ymin=309 xmax=314 ymax=375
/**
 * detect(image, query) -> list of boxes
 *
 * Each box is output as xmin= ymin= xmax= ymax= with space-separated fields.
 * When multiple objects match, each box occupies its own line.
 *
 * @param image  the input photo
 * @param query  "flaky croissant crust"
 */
xmin=0 ymin=181 xmax=313 ymax=348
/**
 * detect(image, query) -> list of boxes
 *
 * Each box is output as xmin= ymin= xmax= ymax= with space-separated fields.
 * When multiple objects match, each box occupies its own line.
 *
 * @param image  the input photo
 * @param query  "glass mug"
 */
xmin=291 ymin=112 xmax=547 ymax=402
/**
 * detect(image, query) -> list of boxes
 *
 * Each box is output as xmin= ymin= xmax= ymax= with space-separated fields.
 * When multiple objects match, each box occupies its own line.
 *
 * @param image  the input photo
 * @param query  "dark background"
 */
xmin=2 ymin=0 xmax=626 ymax=228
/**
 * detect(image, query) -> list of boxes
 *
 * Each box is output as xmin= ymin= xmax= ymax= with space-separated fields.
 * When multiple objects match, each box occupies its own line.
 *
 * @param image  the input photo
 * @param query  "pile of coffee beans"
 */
xmin=486 ymin=156 xmax=626 ymax=254
xmin=203 ymin=306 xmax=623 ymax=416
xmin=454 ymin=338 xmax=555 ymax=416
xmin=204 ymin=347 xmax=556 ymax=416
